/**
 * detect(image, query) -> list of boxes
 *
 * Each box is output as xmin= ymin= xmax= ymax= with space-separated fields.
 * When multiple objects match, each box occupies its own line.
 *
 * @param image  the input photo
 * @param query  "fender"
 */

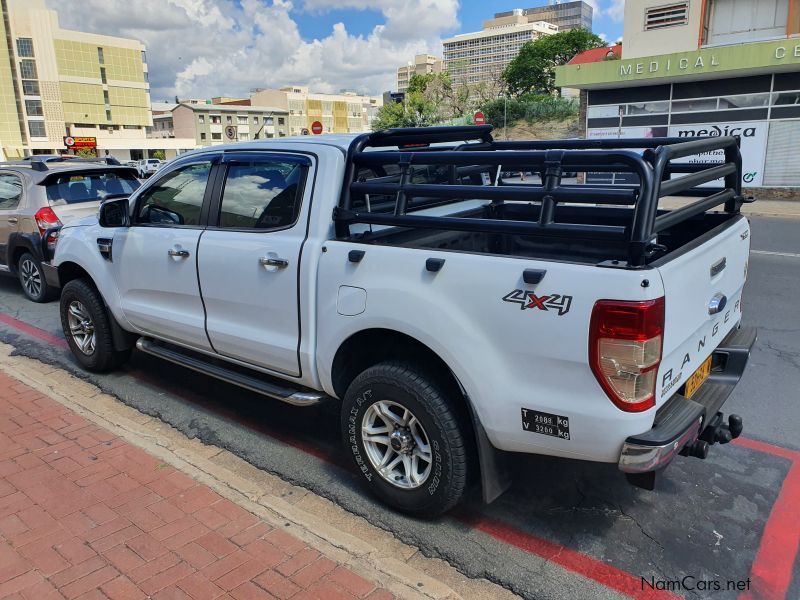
xmin=7 ymin=231 xmax=46 ymax=272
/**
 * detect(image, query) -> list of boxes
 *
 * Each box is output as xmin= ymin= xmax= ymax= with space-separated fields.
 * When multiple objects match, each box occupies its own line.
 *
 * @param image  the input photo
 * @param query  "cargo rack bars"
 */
xmin=334 ymin=125 xmax=745 ymax=267
xmin=0 ymin=156 xmax=122 ymax=171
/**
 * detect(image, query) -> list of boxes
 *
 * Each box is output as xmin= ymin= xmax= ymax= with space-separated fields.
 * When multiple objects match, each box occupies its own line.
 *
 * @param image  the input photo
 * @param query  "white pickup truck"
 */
xmin=46 ymin=126 xmax=756 ymax=515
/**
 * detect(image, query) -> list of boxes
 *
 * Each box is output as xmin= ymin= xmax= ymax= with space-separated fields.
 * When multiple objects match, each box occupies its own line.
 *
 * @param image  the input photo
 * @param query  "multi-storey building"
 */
xmin=147 ymin=103 xmax=289 ymax=146
xmin=443 ymin=15 xmax=558 ymax=88
xmin=250 ymin=86 xmax=382 ymax=136
xmin=0 ymin=0 xmax=192 ymax=160
xmin=557 ymin=0 xmax=800 ymax=192
xmin=493 ymin=2 xmax=593 ymax=33
xmin=396 ymin=54 xmax=443 ymax=93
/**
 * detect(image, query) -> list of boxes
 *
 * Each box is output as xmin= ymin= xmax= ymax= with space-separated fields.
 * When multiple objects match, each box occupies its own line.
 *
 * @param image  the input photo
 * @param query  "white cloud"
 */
xmin=46 ymin=0 xmax=459 ymax=100
xmin=605 ymin=0 xmax=625 ymax=23
xmin=598 ymin=32 xmax=607 ymax=42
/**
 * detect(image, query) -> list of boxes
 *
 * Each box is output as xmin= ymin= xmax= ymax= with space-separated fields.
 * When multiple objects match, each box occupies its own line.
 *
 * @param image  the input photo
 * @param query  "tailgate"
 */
xmin=655 ymin=216 xmax=750 ymax=404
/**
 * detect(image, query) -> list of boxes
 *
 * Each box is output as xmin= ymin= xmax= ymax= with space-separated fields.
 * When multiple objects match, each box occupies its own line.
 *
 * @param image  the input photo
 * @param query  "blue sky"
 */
xmin=51 ymin=0 xmax=625 ymax=99
xmin=292 ymin=1 xmax=625 ymax=46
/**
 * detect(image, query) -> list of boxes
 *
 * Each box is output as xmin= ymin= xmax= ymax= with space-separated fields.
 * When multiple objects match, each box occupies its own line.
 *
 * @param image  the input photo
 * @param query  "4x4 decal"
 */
xmin=502 ymin=289 xmax=573 ymax=316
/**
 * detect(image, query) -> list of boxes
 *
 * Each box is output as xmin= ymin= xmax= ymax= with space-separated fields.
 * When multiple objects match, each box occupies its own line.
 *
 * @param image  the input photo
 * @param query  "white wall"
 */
xmin=623 ymin=0 xmax=705 ymax=59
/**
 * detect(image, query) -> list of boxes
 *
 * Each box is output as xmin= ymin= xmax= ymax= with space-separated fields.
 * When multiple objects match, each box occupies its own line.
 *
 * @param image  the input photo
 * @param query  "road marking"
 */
xmin=1 ymin=309 xmax=799 ymax=599
xmin=751 ymin=249 xmax=800 ymax=259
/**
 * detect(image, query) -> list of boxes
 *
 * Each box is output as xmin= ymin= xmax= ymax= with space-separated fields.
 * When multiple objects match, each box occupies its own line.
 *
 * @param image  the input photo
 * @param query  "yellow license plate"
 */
xmin=684 ymin=356 xmax=712 ymax=398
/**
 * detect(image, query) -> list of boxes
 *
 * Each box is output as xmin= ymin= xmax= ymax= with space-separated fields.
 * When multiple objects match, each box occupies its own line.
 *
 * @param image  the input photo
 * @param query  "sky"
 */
xmin=47 ymin=0 xmax=625 ymax=101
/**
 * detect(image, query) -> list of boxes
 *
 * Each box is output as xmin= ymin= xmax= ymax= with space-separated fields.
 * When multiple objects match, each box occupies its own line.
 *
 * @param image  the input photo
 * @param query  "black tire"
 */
xmin=341 ymin=361 xmax=470 ymax=516
xmin=59 ymin=279 xmax=131 ymax=372
xmin=17 ymin=252 xmax=56 ymax=303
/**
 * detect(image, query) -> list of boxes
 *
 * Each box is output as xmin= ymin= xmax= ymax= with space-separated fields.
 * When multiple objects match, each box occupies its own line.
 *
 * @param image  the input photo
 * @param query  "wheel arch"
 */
xmin=8 ymin=233 xmax=41 ymax=273
xmin=331 ymin=328 xmax=511 ymax=503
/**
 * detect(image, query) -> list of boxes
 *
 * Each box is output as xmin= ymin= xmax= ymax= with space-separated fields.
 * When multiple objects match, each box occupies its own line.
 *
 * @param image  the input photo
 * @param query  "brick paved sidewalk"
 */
xmin=0 ymin=372 xmax=392 ymax=600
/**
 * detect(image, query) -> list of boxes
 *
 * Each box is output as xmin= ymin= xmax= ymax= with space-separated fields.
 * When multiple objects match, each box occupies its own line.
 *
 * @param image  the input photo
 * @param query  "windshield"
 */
xmin=45 ymin=171 xmax=141 ymax=205
xmin=147 ymin=159 xmax=160 ymax=164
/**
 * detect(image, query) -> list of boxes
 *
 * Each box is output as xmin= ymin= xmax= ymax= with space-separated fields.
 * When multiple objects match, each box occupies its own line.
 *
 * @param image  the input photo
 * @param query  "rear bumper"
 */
xmin=618 ymin=325 xmax=757 ymax=475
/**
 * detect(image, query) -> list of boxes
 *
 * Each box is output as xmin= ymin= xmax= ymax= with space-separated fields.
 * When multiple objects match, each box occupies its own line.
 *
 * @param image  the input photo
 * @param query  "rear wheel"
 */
xmin=60 ymin=279 xmax=131 ymax=372
xmin=341 ymin=361 xmax=470 ymax=516
xmin=18 ymin=252 xmax=56 ymax=303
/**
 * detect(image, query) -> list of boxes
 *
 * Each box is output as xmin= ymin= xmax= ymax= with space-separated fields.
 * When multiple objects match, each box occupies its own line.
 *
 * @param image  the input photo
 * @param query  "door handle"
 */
xmin=7 ymin=217 xmax=18 ymax=224
xmin=168 ymin=248 xmax=190 ymax=258
xmin=259 ymin=256 xmax=289 ymax=269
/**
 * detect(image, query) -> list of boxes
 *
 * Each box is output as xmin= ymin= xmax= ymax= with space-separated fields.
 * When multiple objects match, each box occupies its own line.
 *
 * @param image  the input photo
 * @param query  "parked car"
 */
xmin=48 ymin=126 xmax=755 ymax=515
xmin=0 ymin=157 xmax=140 ymax=301
xmin=137 ymin=158 xmax=163 ymax=178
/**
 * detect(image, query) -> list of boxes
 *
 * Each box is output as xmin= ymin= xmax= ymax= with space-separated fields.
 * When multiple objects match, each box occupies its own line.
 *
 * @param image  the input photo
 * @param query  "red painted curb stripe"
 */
xmin=734 ymin=436 xmax=800 ymax=463
xmin=0 ymin=312 xmax=68 ymax=348
xmin=460 ymin=514 xmax=679 ymax=600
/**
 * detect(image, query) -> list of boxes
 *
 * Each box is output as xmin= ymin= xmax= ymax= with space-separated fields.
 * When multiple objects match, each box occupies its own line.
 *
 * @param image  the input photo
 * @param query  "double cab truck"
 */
xmin=47 ymin=126 xmax=756 ymax=515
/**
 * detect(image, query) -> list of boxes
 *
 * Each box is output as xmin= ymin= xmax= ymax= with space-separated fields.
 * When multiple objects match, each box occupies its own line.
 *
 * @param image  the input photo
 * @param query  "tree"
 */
xmin=372 ymin=91 xmax=438 ymax=130
xmin=503 ymin=29 xmax=605 ymax=97
xmin=152 ymin=149 xmax=166 ymax=160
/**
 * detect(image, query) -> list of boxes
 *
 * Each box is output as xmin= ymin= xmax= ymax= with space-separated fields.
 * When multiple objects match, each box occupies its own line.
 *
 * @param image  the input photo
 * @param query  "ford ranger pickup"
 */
xmin=47 ymin=126 xmax=756 ymax=515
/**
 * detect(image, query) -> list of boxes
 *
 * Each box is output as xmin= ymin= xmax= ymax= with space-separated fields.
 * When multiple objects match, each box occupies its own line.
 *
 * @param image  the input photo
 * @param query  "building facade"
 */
xmin=0 ymin=0 xmax=193 ymax=160
xmin=493 ymin=2 xmax=593 ymax=32
xmin=556 ymin=0 xmax=800 ymax=191
xmin=148 ymin=103 xmax=289 ymax=147
xmin=250 ymin=86 xmax=382 ymax=137
xmin=443 ymin=15 xmax=558 ymax=88
xmin=396 ymin=54 xmax=443 ymax=93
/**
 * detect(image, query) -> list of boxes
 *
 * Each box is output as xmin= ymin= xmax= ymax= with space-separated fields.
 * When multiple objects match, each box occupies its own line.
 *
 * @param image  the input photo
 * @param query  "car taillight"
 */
xmin=589 ymin=298 xmax=665 ymax=412
xmin=34 ymin=207 xmax=61 ymax=236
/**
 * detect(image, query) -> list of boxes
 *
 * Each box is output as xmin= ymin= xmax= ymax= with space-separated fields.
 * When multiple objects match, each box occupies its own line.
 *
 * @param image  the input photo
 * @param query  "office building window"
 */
xmin=226 ymin=115 xmax=232 ymax=124
xmin=19 ymin=59 xmax=37 ymax=79
xmin=28 ymin=121 xmax=46 ymax=138
xmin=198 ymin=114 xmax=205 ymax=123
xmin=97 ymin=47 xmax=104 ymax=64
xmin=16 ymin=38 xmax=34 ymax=58
xmin=24 ymin=100 xmax=42 ymax=116
xmin=237 ymin=116 xmax=247 ymax=124
xmin=200 ymin=132 xmax=206 ymax=140
xmin=211 ymin=115 xmax=221 ymax=124
xmin=278 ymin=117 xmax=285 ymax=125
xmin=103 ymin=90 xmax=109 ymax=104
xmin=212 ymin=132 xmax=222 ymax=140
xmin=141 ymin=50 xmax=147 ymax=64
xmin=21 ymin=80 xmax=39 ymax=95
xmin=645 ymin=3 xmax=689 ymax=30
xmin=265 ymin=117 xmax=274 ymax=125
xmin=100 ymin=67 xmax=107 ymax=83
xmin=253 ymin=116 xmax=259 ymax=123
xmin=106 ymin=109 xmax=112 ymax=121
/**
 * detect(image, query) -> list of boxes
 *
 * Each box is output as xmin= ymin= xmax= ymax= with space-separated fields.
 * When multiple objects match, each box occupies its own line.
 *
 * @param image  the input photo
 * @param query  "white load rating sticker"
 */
xmin=521 ymin=408 xmax=570 ymax=440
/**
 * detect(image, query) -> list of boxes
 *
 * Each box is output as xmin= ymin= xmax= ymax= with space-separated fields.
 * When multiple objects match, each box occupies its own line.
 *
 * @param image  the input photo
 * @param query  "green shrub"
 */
xmin=480 ymin=95 xmax=578 ymax=128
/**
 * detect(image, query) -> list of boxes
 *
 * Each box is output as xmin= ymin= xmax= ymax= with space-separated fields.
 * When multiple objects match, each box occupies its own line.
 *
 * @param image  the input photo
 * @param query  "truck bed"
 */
xmin=358 ymin=203 xmax=736 ymax=265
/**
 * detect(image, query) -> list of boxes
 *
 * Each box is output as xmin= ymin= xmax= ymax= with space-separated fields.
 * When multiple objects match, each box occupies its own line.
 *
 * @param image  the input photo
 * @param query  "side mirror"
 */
xmin=98 ymin=198 xmax=131 ymax=228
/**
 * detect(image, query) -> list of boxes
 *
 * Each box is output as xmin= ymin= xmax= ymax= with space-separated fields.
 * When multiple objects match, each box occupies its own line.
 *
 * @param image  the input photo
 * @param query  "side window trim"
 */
xmin=132 ymin=155 xmax=220 ymax=229
xmin=0 ymin=171 xmax=24 ymax=211
xmin=206 ymin=152 xmax=312 ymax=232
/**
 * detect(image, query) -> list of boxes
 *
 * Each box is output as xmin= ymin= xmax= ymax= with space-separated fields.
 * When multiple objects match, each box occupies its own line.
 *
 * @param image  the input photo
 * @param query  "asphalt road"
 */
xmin=0 ymin=216 xmax=797 ymax=600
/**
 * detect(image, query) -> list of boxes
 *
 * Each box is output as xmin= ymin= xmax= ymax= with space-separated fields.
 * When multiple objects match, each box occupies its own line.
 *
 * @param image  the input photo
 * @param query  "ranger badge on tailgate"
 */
xmin=502 ymin=289 xmax=573 ymax=316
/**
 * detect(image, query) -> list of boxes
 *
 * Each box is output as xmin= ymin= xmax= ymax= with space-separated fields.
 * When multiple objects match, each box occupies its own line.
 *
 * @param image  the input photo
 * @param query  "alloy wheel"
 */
xmin=20 ymin=258 xmax=42 ymax=299
xmin=66 ymin=300 xmax=96 ymax=355
xmin=361 ymin=400 xmax=433 ymax=489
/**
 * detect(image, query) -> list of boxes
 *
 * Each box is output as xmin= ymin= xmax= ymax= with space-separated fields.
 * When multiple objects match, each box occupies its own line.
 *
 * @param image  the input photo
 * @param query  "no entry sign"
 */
xmin=311 ymin=121 xmax=323 ymax=135
xmin=474 ymin=111 xmax=486 ymax=126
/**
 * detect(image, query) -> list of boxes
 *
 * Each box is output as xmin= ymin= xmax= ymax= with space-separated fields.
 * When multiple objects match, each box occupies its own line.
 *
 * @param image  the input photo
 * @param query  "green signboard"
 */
xmin=556 ymin=39 xmax=800 ymax=88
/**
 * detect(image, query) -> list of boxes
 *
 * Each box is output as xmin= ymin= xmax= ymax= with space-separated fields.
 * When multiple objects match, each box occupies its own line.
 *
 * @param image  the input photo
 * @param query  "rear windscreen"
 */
xmin=45 ymin=171 xmax=140 ymax=205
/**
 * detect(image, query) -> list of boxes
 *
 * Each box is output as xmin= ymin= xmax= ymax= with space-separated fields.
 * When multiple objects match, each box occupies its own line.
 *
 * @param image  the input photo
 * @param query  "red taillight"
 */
xmin=34 ymin=207 xmax=61 ymax=236
xmin=589 ymin=298 xmax=665 ymax=412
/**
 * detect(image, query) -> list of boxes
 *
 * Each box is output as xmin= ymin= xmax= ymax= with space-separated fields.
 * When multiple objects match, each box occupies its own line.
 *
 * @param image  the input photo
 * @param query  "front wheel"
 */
xmin=60 ymin=279 xmax=131 ymax=372
xmin=341 ymin=361 xmax=470 ymax=516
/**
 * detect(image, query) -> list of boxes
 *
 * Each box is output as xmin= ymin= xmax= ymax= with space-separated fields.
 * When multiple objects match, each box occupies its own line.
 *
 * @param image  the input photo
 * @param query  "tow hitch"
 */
xmin=680 ymin=412 xmax=743 ymax=460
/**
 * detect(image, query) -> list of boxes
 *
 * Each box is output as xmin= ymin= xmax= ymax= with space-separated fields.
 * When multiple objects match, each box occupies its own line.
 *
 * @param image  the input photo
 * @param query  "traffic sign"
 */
xmin=311 ymin=121 xmax=323 ymax=135
xmin=474 ymin=111 xmax=486 ymax=126
xmin=225 ymin=125 xmax=237 ymax=141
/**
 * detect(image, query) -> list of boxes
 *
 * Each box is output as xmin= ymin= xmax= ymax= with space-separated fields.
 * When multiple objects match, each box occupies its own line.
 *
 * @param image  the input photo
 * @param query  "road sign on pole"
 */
xmin=474 ymin=111 xmax=486 ymax=126
xmin=225 ymin=125 xmax=237 ymax=141
xmin=311 ymin=121 xmax=323 ymax=135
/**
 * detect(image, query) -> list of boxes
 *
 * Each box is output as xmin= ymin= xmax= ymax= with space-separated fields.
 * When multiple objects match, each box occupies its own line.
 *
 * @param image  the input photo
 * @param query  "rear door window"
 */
xmin=0 ymin=173 xmax=23 ymax=210
xmin=46 ymin=171 xmax=140 ymax=205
